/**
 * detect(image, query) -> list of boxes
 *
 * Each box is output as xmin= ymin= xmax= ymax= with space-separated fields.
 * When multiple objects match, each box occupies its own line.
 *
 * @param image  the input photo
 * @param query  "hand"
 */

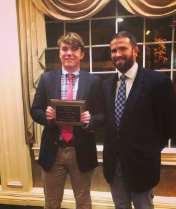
xmin=46 ymin=106 xmax=55 ymax=124
xmin=81 ymin=111 xmax=91 ymax=125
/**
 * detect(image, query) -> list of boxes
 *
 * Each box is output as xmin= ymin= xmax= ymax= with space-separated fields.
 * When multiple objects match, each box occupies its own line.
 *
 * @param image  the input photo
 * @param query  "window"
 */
xmin=45 ymin=0 xmax=176 ymax=147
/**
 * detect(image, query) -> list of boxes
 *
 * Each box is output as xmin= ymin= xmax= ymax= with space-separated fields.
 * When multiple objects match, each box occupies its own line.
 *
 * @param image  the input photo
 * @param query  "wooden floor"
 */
xmin=0 ymin=205 xmax=43 ymax=209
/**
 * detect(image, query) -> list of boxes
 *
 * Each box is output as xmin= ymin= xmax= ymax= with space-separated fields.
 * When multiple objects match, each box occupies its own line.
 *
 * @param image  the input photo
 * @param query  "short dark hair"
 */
xmin=57 ymin=32 xmax=84 ymax=52
xmin=110 ymin=31 xmax=137 ymax=48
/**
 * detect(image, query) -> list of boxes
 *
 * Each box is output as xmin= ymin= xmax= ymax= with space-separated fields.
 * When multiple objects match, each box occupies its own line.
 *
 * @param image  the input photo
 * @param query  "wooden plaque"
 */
xmin=51 ymin=99 xmax=86 ymax=126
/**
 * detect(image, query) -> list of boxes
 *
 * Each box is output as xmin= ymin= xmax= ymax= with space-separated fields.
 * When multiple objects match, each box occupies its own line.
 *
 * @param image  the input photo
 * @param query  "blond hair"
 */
xmin=57 ymin=32 xmax=84 ymax=52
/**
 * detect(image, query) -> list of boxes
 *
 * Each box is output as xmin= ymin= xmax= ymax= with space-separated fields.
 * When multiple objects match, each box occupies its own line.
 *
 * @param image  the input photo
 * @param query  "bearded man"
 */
xmin=102 ymin=31 xmax=176 ymax=209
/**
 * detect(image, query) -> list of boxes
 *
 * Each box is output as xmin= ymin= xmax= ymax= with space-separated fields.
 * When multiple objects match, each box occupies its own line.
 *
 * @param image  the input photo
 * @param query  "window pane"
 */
xmin=173 ymin=44 xmax=176 ymax=69
xmin=117 ymin=1 xmax=134 ymax=16
xmin=45 ymin=49 xmax=61 ymax=70
xmin=146 ymin=16 xmax=173 ymax=42
xmin=95 ymin=73 xmax=115 ymax=81
xmin=93 ymin=0 xmax=116 ymax=18
xmin=80 ymin=48 xmax=90 ymax=72
xmin=137 ymin=45 xmax=143 ymax=67
xmin=175 ymin=15 xmax=176 ymax=41
xmin=171 ymin=132 xmax=176 ymax=148
xmin=92 ymin=47 xmax=115 ymax=72
xmin=118 ymin=17 xmax=143 ymax=43
xmin=66 ymin=21 xmax=89 ymax=45
xmin=46 ymin=22 xmax=64 ymax=47
xmin=145 ymin=44 xmax=171 ymax=70
xmin=91 ymin=19 xmax=116 ymax=45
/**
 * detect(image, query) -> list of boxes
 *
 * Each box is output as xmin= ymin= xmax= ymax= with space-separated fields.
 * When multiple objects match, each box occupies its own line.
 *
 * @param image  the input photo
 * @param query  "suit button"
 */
xmin=55 ymin=142 xmax=57 ymax=145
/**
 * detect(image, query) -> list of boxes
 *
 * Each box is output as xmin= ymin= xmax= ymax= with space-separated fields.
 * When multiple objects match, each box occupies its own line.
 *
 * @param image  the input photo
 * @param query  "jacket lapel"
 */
xmin=119 ymin=66 xmax=145 ymax=131
xmin=76 ymin=71 xmax=88 ymax=100
xmin=107 ymin=73 xmax=118 ymax=127
xmin=54 ymin=69 xmax=61 ymax=99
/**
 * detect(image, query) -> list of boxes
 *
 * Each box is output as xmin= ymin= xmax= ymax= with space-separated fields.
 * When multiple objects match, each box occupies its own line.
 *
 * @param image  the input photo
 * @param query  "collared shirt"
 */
xmin=115 ymin=62 xmax=138 ymax=100
xmin=59 ymin=68 xmax=80 ymax=142
xmin=61 ymin=68 xmax=79 ymax=100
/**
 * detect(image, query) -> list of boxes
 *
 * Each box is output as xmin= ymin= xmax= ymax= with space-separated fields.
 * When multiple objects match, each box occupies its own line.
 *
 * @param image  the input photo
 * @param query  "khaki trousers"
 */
xmin=42 ymin=147 xmax=94 ymax=209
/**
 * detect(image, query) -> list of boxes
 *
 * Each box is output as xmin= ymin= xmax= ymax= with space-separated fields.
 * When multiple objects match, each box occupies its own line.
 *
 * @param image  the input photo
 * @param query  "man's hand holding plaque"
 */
xmin=47 ymin=99 xmax=88 ymax=126
xmin=46 ymin=106 xmax=55 ymax=125
xmin=81 ymin=111 xmax=90 ymax=124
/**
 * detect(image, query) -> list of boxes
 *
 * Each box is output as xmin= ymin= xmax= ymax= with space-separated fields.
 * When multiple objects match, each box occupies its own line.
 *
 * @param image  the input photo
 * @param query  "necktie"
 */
xmin=115 ymin=75 xmax=127 ymax=129
xmin=62 ymin=74 xmax=75 ymax=142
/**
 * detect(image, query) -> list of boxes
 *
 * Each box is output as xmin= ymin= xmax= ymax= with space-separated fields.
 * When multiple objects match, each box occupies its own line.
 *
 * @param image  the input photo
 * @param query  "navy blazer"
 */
xmin=102 ymin=65 xmax=176 ymax=192
xmin=30 ymin=69 xmax=104 ymax=173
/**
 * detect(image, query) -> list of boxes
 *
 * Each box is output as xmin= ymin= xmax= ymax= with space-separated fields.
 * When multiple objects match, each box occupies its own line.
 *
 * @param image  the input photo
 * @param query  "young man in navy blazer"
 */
xmin=30 ymin=32 xmax=104 ymax=209
xmin=103 ymin=31 xmax=176 ymax=209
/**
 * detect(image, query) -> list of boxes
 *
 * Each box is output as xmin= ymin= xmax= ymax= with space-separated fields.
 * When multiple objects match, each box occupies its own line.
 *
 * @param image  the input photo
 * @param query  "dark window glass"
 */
xmin=45 ymin=49 xmax=61 ymax=70
xmin=175 ymin=15 xmax=176 ymax=41
xmin=118 ymin=17 xmax=143 ymax=43
xmin=173 ymin=44 xmax=176 ymax=69
xmin=93 ymin=0 xmax=116 ymax=18
xmin=95 ymin=73 xmax=115 ymax=81
xmin=145 ymin=44 xmax=171 ymax=70
xmin=146 ymin=16 xmax=173 ymax=42
xmin=92 ymin=47 xmax=115 ymax=72
xmin=46 ymin=22 xmax=64 ymax=47
xmin=117 ymin=1 xmax=133 ymax=16
xmin=136 ymin=45 xmax=143 ymax=67
xmin=91 ymin=19 xmax=116 ymax=45
xmin=171 ymin=132 xmax=176 ymax=148
xmin=80 ymin=48 xmax=90 ymax=72
xmin=66 ymin=21 xmax=89 ymax=45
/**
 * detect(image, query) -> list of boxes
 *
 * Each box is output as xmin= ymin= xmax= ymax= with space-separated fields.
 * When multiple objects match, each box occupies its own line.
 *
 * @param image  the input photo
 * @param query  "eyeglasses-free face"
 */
xmin=59 ymin=42 xmax=85 ymax=73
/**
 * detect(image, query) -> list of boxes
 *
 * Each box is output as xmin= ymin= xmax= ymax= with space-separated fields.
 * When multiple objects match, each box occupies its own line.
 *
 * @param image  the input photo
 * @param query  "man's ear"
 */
xmin=81 ymin=51 xmax=85 ymax=60
xmin=133 ymin=46 xmax=139 ymax=57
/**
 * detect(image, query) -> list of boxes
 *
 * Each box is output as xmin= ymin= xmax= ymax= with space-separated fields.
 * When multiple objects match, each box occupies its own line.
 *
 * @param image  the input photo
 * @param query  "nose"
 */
xmin=66 ymin=49 xmax=72 ymax=55
xmin=115 ymin=50 xmax=122 ymax=57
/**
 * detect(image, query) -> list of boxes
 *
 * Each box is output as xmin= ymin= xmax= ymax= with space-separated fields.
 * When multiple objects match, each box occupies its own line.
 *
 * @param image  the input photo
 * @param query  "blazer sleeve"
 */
xmin=30 ymin=74 xmax=50 ymax=128
xmin=156 ymin=77 xmax=176 ymax=150
xmin=88 ymin=77 xmax=105 ymax=131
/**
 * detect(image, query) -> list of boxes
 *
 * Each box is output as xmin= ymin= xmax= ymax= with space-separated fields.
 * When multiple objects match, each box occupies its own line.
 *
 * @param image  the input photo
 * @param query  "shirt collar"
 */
xmin=62 ymin=68 xmax=80 ymax=77
xmin=117 ymin=62 xmax=138 ymax=81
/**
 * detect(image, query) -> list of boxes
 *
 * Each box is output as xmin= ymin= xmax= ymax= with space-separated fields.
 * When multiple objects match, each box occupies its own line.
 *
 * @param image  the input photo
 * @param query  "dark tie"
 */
xmin=115 ymin=75 xmax=127 ymax=129
xmin=62 ymin=74 xmax=75 ymax=142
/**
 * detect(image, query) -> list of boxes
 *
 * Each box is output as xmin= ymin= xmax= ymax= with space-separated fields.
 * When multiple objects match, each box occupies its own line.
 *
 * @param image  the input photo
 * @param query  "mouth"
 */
xmin=65 ymin=58 xmax=74 ymax=60
xmin=115 ymin=58 xmax=125 ymax=64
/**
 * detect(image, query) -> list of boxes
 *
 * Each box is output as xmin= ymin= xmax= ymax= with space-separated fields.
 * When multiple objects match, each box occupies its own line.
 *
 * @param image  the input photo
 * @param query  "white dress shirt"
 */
xmin=115 ymin=62 xmax=138 ymax=100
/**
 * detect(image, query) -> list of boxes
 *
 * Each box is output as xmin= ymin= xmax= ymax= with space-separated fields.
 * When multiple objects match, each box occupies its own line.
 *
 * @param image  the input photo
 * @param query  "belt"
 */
xmin=59 ymin=141 xmax=75 ymax=148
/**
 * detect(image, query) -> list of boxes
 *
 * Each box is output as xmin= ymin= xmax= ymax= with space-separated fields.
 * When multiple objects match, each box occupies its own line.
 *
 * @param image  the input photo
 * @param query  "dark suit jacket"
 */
xmin=30 ymin=69 xmax=104 ymax=173
xmin=102 ymin=65 xmax=176 ymax=192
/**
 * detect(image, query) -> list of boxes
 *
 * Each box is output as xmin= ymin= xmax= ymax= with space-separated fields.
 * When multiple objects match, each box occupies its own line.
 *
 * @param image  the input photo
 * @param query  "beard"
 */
xmin=112 ymin=52 xmax=134 ymax=74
